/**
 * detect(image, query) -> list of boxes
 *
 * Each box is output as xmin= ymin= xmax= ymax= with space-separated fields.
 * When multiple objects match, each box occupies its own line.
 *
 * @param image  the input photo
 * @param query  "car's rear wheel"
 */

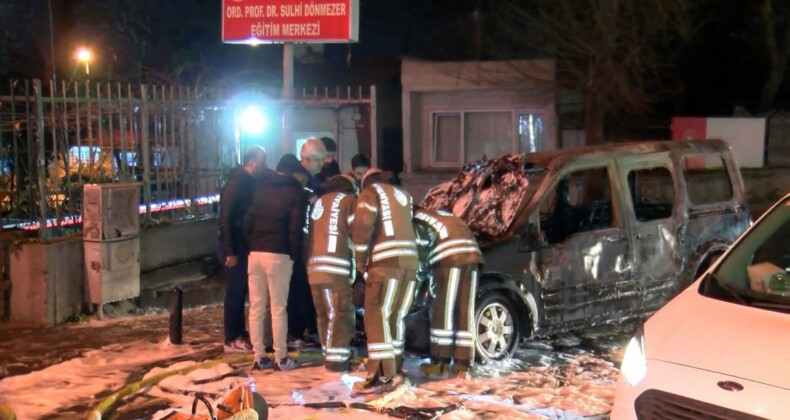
xmin=474 ymin=292 xmax=520 ymax=362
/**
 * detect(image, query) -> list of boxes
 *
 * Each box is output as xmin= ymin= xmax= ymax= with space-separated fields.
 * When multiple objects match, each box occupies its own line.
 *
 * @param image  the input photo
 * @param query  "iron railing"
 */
xmin=0 ymin=79 xmax=375 ymax=239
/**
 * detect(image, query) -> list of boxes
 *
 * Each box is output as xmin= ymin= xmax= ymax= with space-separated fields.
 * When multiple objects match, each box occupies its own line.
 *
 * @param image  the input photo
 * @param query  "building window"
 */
xmin=433 ymin=113 xmax=462 ymax=164
xmin=431 ymin=111 xmax=516 ymax=166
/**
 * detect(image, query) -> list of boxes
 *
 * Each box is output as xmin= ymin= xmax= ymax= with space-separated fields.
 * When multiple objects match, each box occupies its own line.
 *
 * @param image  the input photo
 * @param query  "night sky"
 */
xmin=1 ymin=0 xmax=788 ymax=120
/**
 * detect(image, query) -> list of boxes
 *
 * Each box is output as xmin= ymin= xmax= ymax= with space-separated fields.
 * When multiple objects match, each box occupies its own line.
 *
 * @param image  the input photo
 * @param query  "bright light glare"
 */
xmin=240 ymin=106 xmax=266 ymax=134
xmin=620 ymin=334 xmax=647 ymax=386
xmin=75 ymin=47 xmax=92 ymax=63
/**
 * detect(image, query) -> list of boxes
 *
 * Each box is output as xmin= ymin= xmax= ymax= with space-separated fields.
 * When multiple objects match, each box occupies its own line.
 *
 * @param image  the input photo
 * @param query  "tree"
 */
xmin=484 ymin=0 xmax=690 ymax=145
xmin=757 ymin=0 xmax=790 ymax=113
xmin=73 ymin=0 xmax=154 ymax=82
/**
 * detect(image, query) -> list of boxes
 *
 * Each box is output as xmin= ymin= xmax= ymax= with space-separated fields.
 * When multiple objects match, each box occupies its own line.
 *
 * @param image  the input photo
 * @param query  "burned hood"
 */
xmin=421 ymin=154 xmax=546 ymax=246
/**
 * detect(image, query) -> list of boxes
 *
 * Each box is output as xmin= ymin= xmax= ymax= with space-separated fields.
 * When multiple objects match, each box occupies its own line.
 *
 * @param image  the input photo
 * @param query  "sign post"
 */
xmin=221 ymin=0 xmax=360 ymax=156
xmin=222 ymin=0 xmax=359 ymax=44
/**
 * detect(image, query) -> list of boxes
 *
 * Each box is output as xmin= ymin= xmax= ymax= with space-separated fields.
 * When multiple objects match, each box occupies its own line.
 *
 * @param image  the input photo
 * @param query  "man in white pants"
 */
xmin=244 ymin=148 xmax=308 ymax=371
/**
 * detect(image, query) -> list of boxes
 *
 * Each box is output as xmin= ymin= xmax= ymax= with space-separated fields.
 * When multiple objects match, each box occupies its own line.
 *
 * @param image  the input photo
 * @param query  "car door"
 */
xmin=530 ymin=161 xmax=635 ymax=327
xmin=617 ymin=154 xmax=683 ymax=314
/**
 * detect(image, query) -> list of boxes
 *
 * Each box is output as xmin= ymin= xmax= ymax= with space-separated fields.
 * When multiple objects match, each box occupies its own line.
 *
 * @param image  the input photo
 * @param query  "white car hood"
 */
xmin=645 ymin=283 xmax=790 ymax=391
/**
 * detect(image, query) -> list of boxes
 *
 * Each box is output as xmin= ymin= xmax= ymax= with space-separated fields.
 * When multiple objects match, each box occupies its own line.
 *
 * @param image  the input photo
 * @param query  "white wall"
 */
xmin=706 ymin=118 xmax=766 ymax=168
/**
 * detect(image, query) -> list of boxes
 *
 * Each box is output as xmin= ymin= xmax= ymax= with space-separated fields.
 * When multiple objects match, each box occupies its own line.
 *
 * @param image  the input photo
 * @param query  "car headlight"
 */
xmin=620 ymin=326 xmax=647 ymax=387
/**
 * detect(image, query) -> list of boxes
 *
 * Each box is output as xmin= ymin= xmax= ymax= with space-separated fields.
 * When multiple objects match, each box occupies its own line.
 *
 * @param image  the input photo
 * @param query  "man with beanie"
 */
xmin=244 ymin=153 xmax=307 ymax=371
xmin=414 ymin=206 xmax=483 ymax=379
xmin=217 ymin=146 xmax=266 ymax=353
xmin=305 ymin=174 xmax=358 ymax=372
xmin=350 ymin=168 xmax=419 ymax=395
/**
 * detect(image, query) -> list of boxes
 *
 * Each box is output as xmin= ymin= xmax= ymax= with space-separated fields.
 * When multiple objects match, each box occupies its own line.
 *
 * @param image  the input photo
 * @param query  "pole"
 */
xmin=140 ymin=85 xmax=152 ymax=220
xmin=169 ymin=284 xmax=184 ymax=345
xmin=282 ymin=43 xmax=294 ymax=157
xmin=34 ymin=80 xmax=49 ymax=238
xmin=46 ymin=0 xmax=57 ymax=85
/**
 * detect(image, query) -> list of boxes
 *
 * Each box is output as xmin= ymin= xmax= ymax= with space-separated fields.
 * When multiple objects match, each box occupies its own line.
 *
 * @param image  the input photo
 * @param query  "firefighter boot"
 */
xmin=454 ymin=363 xmax=473 ymax=380
xmin=419 ymin=360 xmax=450 ymax=378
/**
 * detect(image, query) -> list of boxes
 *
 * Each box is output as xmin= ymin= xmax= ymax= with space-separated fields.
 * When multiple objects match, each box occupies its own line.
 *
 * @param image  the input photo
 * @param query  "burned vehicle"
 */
xmin=405 ymin=139 xmax=750 ymax=362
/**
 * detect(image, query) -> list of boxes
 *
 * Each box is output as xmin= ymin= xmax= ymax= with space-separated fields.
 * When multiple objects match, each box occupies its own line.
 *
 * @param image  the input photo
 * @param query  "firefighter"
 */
xmin=305 ymin=174 xmax=359 ymax=372
xmin=350 ymin=169 xmax=419 ymax=395
xmin=413 ymin=206 xmax=483 ymax=379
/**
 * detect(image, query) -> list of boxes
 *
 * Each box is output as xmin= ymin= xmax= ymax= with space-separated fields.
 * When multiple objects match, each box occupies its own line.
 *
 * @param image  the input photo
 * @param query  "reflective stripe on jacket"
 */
xmin=414 ymin=208 xmax=483 ymax=269
xmin=351 ymin=183 xmax=419 ymax=272
xmin=306 ymin=191 xmax=356 ymax=279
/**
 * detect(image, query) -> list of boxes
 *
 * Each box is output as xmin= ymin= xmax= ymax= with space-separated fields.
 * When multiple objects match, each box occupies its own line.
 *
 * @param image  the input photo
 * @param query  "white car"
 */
xmin=611 ymin=193 xmax=790 ymax=420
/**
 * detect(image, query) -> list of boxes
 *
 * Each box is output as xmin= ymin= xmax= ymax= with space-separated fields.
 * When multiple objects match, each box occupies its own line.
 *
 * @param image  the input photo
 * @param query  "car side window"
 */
xmin=627 ymin=167 xmax=675 ymax=222
xmin=539 ymin=167 xmax=614 ymax=244
xmin=681 ymin=153 xmax=733 ymax=205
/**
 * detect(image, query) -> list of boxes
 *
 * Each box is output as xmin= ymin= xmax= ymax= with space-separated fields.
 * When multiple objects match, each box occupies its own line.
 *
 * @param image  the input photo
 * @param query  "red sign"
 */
xmin=672 ymin=117 xmax=708 ymax=168
xmin=222 ymin=0 xmax=359 ymax=44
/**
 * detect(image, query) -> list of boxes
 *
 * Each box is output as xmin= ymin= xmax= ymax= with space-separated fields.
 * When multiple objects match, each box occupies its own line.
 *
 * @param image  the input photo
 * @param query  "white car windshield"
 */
xmin=707 ymin=196 xmax=790 ymax=310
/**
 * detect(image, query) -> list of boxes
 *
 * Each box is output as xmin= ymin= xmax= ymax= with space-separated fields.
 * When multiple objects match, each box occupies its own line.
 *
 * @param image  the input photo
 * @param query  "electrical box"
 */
xmin=83 ymin=183 xmax=141 ymax=304
xmin=84 ymin=237 xmax=140 ymax=304
xmin=83 ymin=183 xmax=140 ymax=241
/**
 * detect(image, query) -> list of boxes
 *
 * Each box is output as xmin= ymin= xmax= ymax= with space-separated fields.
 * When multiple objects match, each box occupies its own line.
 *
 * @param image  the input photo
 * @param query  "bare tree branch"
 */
xmin=484 ymin=0 xmax=690 ymax=144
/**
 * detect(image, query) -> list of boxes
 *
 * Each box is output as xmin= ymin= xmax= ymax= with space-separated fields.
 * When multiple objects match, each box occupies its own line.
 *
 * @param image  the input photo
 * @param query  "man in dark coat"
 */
xmin=244 ymin=154 xmax=308 ymax=371
xmin=217 ymin=146 xmax=266 ymax=353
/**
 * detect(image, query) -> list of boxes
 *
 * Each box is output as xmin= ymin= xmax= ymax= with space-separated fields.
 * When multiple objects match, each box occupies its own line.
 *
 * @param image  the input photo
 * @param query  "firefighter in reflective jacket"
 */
xmin=413 ymin=206 xmax=483 ymax=378
xmin=305 ymin=174 xmax=358 ymax=372
xmin=350 ymin=169 xmax=419 ymax=395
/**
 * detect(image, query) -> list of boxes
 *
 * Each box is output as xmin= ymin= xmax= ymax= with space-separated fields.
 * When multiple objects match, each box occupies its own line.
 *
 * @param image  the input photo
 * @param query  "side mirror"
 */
xmin=517 ymin=223 xmax=543 ymax=253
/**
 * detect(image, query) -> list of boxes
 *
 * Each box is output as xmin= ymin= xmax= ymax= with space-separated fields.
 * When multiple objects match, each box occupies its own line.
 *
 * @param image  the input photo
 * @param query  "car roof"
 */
xmin=523 ymin=139 xmax=732 ymax=169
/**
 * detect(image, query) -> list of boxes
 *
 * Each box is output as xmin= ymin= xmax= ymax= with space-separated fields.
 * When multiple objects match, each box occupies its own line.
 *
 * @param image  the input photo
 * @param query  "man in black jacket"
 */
xmin=245 ymin=156 xmax=308 ymax=371
xmin=217 ymin=146 xmax=266 ymax=353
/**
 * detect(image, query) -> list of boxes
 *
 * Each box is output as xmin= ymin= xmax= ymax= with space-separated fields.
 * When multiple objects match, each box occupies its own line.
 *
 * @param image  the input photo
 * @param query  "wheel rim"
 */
xmin=476 ymin=301 xmax=515 ymax=360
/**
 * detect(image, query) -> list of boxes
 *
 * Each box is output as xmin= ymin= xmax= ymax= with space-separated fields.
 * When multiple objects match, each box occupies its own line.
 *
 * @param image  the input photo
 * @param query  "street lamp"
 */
xmin=75 ymin=47 xmax=92 ymax=75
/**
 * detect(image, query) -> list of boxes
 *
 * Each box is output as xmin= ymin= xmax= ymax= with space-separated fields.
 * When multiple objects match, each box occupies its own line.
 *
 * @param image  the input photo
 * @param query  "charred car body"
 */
xmin=405 ymin=139 xmax=750 ymax=362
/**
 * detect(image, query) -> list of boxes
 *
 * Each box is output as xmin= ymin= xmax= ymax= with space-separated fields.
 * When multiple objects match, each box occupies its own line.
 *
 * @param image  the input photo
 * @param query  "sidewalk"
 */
xmin=0 ymin=276 xmax=227 ymax=381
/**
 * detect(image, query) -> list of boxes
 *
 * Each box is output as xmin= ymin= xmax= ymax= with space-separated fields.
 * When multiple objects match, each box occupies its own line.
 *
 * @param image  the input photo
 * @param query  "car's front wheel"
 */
xmin=474 ymin=291 xmax=520 ymax=362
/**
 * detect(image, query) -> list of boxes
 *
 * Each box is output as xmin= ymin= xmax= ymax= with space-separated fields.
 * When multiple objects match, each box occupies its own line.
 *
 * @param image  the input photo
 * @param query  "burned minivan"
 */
xmin=409 ymin=139 xmax=749 ymax=362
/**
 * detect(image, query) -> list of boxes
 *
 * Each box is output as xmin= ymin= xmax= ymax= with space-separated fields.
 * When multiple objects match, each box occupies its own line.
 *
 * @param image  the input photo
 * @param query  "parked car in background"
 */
xmin=406 ymin=140 xmax=750 ymax=362
xmin=612 ymin=193 xmax=790 ymax=419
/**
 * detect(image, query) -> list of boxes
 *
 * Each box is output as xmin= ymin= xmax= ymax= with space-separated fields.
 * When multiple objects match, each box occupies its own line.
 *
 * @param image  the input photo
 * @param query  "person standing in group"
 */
xmin=305 ymin=175 xmax=358 ymax=372
xmin=349 ymin=154 xmax=370 ymax=188
xmin=275 ymin=153 xmax=318 ymax=350
xmin=301 ymin=137 xmax=328 ymax=197
xmin=217 ymin=146 xmax=267 ymax=354
xmin=413 ymin=206 xmax=483 ymax=379
xmin=315 ymin=136 xmax=341 ymax=185
xmin=244 ymin=148 xmax=307 ymax=371
xmin=284 ymin=139 xmax=329 ymax=347
xmin=351 ymin=169 xmax=419 ymax=395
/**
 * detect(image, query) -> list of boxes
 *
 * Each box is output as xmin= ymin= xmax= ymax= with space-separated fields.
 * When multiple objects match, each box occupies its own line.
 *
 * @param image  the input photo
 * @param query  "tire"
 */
xmin=474 ymin=291 xmax=521 ymax=363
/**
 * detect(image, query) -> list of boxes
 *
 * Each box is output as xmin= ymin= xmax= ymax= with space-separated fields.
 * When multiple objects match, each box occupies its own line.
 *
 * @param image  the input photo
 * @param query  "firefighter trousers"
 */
xmin=430 ymin=264 xmax=479 ymax=366
xmin=309 ymin=274 xmax=355 ymax=371
xmin=363 ymin=267 xmax=417 ymax=380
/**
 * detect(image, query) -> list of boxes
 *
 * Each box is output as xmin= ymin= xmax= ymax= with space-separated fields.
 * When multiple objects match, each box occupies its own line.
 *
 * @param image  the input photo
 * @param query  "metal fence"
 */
xmin=0 ymin=79 xmax=377 ymax=239
xmin=0 ymin=79 xmax=242 ymax=238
